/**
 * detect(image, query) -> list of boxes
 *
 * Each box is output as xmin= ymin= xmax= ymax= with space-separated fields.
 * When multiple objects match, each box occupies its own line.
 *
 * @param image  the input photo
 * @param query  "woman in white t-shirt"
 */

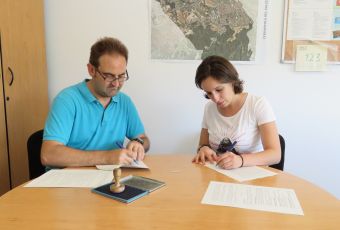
xmin=192 ymin=56 xmax=281 ymax=169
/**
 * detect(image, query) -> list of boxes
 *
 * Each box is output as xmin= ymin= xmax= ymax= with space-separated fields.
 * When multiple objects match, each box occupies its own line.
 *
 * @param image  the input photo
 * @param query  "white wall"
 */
xmin=44 ymin=0 xmax=340 ymax=199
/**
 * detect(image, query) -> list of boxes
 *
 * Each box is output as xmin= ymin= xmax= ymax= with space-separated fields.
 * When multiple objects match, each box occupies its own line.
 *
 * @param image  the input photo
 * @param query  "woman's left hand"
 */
xmin=216 ymin=152 xmax=243 ymax=169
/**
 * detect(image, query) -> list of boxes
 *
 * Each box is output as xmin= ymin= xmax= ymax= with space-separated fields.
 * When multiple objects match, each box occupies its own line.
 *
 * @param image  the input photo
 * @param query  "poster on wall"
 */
xmin=150 ymin=0 xmax=269 ymax=64
xmin=281 ymin=0 xmax=340 ymax=63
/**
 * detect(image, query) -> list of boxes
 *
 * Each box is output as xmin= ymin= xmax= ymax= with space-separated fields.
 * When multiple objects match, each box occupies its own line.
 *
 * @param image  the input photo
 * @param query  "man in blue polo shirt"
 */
xmin=41 ymin=37 xmax=150 ymax=167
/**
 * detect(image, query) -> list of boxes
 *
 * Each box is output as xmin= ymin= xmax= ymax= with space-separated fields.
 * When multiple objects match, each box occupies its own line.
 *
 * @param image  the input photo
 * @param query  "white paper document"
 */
xmin=96 ymin=160 xmax=149 ymax=170
xmin=289 ymin=0 xmax=333 ymax=10
xmin=287 ymin=0 xmax=333 ymax=40
xmin=24 ymin=169 xmax=113 ymax=188
xmin=202 ymin=181 xmax=304 ymax=215
xmin=287 ymin=9 xmax=333 ymax=40
xmin=205 ymin=163 xmax=277 ymax=182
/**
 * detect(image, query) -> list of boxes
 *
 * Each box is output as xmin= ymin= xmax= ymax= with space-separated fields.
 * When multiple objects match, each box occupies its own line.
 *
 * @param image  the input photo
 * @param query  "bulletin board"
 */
xmin=281 ymin=0 xmax=340 ymax=63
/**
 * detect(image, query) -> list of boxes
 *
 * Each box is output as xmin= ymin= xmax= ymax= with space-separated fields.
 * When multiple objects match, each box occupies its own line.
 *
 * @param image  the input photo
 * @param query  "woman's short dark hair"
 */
xmin=195 ymin=55 xmax=244 ymax=94
xmin=89 ymin=37 xmax=128 ymax=68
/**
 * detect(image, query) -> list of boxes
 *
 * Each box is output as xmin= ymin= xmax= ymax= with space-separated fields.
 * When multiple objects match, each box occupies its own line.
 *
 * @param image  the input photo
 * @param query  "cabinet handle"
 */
xmin=8 ymin=67 xmax=14 ymax=86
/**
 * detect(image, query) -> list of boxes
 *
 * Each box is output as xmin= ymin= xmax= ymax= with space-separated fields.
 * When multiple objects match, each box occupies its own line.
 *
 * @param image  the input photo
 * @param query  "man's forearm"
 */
xmin=41 ymin=141 xmax=113 ymax=167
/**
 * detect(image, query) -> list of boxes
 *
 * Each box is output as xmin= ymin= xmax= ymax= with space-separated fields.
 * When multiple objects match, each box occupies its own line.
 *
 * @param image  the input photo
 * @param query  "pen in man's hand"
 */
xmin=115 ymin=141 xmax=138 ymax=164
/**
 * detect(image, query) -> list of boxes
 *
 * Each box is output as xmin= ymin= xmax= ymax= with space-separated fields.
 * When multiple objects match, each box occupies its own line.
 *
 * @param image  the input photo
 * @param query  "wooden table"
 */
xmin=0 ymin=154 xmax=339 ymax=229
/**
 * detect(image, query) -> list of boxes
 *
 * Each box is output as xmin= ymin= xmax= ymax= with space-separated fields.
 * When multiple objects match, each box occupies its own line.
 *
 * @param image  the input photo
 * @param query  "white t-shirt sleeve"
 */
xmin=254 ymin=97 xmax=276 ymax=126
xmin=202 ymin=102 xmax=212 ymax=129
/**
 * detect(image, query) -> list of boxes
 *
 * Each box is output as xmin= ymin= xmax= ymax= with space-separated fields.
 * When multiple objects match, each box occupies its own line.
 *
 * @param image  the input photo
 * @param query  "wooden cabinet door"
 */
xmin=0 ymin=35 xmax=11 ymax=196
xmin=0 ymin=0 xmax=11 ymax=195
xmin=1 ymin=0 xmax=49 ymax=187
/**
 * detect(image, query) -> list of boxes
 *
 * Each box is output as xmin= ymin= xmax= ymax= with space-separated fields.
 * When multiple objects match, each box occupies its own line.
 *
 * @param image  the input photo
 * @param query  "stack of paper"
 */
xmin=24 ymin=169 xmax=113 ymax=188
xmin=96 ymin=160 xmax=149 ymax=170
xmin=205 ymin=163 xmax=277 ymax=182
xmin=202 ymin=181 xmax=304 ymax=215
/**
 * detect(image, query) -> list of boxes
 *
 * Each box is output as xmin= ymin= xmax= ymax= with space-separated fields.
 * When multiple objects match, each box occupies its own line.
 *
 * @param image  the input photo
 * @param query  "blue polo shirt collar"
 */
xmin=79 ymin=80 xmax=119 ymax=104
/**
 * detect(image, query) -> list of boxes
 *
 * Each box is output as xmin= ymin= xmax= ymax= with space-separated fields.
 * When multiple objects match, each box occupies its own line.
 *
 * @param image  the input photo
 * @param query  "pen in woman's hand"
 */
xmin=217 ymin=141 xmax=238 ymax=156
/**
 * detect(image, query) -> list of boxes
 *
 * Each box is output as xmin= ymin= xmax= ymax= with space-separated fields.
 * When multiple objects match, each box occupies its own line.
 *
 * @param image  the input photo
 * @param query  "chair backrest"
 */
xmin=270 ymin=134 xmax=285 ymax=171
xmin=27 ymin=129 xmax=45 ymax=179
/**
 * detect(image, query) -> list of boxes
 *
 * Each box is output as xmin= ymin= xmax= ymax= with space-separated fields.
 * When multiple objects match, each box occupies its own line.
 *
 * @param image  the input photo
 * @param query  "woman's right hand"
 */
xmin=192 ymin=146 xmax=218 ymax=164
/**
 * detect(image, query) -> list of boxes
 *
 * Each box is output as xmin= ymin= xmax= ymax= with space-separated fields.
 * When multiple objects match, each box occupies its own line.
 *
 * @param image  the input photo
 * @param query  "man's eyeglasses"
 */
xmin=95 ymin=68 xmax=129 ymax=83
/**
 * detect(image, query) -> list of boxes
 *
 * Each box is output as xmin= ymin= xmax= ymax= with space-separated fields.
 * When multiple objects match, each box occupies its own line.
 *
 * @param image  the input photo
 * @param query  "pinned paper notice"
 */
xmin=295 ymin=45 xmax=327 ymax=71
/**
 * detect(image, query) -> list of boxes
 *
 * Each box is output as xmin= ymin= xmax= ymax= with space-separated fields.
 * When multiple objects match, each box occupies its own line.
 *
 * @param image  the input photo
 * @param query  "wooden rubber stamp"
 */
xmin=110 ymin=167 xmax=125 ymax=193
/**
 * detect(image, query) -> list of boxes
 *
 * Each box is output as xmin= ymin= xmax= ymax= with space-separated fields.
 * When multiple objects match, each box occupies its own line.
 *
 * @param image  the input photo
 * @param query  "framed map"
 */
xmin=281 ymin=0 xmax=340 ymax=63
xmin=150 ymin=0 xmax=269 ymax=63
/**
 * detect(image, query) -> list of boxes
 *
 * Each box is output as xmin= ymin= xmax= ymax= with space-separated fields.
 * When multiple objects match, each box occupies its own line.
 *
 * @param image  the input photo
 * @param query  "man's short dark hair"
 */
xmin=195 ymin=55 xmax=244 ymax=94
xmin=89 ymin=37 xmax=128 ymax=68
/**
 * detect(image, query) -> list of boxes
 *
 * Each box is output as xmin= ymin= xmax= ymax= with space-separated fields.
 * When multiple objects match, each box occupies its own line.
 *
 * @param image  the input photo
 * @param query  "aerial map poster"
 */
xmin=150 ymin=0 xmax=269 ymax=63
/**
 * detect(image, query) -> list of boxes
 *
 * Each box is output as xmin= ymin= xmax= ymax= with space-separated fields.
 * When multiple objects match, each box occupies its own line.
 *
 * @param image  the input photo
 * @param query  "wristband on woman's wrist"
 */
xmin=239 ymin=154 xmax=244 ymax=168
xmin=197 ymin=144 xmax=211 ymax=153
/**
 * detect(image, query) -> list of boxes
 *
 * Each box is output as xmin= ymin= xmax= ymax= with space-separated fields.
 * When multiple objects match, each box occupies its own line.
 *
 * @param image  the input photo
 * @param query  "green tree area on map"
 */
xmin=156 ymin=0 xmax=254 ymax=61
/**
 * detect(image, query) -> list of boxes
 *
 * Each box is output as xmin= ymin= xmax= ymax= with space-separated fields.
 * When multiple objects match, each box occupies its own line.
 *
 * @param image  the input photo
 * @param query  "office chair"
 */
xmin=27 ymin=129 xmax=45 ymax=179
xmin=270 ymin=134 xmax=285 ymax=171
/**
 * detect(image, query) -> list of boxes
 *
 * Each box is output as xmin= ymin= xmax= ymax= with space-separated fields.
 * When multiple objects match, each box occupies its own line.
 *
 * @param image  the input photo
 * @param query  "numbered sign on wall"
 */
xmin=295 ymin=45 xmax=328 ymax=71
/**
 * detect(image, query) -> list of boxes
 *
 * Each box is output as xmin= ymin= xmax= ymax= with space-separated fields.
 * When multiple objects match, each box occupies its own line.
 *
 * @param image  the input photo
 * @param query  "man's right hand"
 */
xmin=110 ymin=148 xmax=135 ymax=165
